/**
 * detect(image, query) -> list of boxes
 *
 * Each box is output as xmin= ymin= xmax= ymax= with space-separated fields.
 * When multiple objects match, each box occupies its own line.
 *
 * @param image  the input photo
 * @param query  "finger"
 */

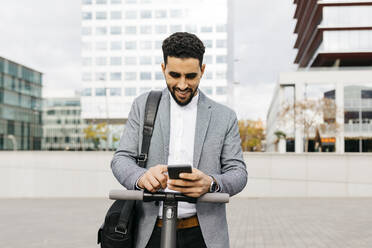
xmin=179 ymin=172 xmax=198 ymax=181
xmin=154 ymin=173 xmax=168 ymax=189
xmin=168 ymin=179 xmax=196 ymax=187
xmin=144 ymin=180 xmax=155 ymax=192
xmin=147 ymin=174 xmax=161 ymax=190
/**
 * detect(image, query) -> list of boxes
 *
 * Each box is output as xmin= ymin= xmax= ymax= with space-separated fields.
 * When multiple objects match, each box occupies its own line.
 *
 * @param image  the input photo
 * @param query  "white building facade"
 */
xmin=80 ymin=0 xmax=228 ymax=123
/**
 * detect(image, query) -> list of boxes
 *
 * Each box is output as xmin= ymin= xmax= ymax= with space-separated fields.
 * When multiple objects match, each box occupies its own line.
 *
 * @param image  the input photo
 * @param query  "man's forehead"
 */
xmin=166 ymin=57 xmax=200 ymax=73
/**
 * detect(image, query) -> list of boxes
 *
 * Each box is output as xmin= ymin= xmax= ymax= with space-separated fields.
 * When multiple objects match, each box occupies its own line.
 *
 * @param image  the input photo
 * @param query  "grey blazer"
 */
xmin=111 ymin=88 xmax=247 ymax=248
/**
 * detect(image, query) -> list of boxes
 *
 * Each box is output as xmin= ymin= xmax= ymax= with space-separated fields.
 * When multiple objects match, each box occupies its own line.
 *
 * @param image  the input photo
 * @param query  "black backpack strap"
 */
xmin=136 ymin=90 xmax=162 ymax=168
xmin=115 ymin=91 xmax=162 ymax=235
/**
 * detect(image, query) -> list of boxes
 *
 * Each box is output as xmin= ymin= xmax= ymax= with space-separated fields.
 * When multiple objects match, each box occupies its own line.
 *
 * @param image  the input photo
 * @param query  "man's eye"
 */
xmin=169 ymin=72 xmax=180 ymax=78
xmin=186 ymin=74 xmax=197 ymax=79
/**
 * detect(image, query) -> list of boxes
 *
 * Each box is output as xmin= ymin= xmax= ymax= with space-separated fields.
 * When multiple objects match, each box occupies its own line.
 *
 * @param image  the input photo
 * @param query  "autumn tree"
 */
xmin=83 ymin=122 xmax=108 ymax=150
xmin=238 ymin=119 xmax=265 ymax=152
xmin=279 ymin=97 xmax=340 ymax=152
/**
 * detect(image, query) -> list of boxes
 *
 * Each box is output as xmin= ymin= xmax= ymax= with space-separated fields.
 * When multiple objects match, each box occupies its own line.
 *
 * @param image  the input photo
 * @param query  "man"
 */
xmin=111 ymin=32 xmax=247 ymax=248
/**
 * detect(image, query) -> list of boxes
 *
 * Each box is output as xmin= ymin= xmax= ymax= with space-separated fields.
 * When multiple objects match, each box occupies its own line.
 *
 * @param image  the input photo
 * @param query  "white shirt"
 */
xmin=158 ymin=91 xmax=199 ymax=219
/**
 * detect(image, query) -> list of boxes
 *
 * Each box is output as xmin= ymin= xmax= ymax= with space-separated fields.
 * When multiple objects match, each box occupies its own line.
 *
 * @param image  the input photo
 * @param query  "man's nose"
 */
xmin=177 ymin=76 xmax=187 ymax=90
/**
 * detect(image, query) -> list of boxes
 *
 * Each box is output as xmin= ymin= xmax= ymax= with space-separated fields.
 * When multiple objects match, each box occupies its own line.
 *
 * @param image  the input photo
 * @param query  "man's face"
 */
xmin=162 ymin=56 xmax=205 ymax=106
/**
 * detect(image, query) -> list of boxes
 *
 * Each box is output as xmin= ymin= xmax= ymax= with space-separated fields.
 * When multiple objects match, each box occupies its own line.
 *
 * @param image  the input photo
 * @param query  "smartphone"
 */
xmin=167 ymin=164 xmax=192 ymax=179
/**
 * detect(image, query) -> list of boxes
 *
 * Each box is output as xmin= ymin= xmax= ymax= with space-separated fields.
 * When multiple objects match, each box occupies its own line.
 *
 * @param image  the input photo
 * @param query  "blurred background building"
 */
xmin=266 ymin=0 xmax=372 ymax=153
xmin=42 ymin=97 xmax=94 ymax=151
xmin=80 ymin=0 xmax=228 ymax=125
xmin=0 ymin=56 xmax=43 ymax=150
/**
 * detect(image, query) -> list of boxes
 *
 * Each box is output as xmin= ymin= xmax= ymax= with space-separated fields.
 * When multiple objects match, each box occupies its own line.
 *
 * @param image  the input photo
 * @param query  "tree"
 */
xmin=83 ymin=122 xmax=108 ymax=150
xmin=238 ymin=119 xmax=265 ymax=152
xmin=279 ymin=97 xmax=340 ymax=152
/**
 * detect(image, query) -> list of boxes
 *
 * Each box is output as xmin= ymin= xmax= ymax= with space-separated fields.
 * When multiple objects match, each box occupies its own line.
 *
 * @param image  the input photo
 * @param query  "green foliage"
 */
xmin=238 ymin=119 xmax=265 ymax=152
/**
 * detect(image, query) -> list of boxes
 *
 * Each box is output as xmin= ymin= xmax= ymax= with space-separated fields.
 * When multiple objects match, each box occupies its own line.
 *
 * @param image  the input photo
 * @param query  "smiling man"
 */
xmin=111 ymin=32 xmax=248 ymax=248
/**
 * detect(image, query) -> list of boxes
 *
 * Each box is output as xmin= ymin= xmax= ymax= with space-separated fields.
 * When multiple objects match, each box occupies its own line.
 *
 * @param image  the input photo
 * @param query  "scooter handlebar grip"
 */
xmin=109 ymin=190 xmax=143 ymax=201
xmin=198 ymin=193 xmax=229 ymax=203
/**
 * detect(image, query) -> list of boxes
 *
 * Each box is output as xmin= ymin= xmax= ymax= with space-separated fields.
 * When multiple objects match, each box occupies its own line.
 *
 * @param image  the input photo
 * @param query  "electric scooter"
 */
xmin=109 ymin=190 xmax=229 ymax=248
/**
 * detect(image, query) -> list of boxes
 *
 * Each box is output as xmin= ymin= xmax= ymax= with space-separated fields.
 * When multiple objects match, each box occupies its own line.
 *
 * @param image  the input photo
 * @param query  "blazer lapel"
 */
xmin=193 ymin=91 xmax=212 ymax=169
xmin=158 ymin=89 xmax=170 ymax=164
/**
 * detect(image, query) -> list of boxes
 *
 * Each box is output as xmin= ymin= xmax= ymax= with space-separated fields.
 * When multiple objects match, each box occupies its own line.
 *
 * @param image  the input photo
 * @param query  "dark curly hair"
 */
xmin=162 ymin=32 xmax=205 ymax=68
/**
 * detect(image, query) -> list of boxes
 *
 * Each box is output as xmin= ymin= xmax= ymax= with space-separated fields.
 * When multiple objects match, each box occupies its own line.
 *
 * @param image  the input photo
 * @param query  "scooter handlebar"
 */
xmin=109 ymin=190 xmax=229 ymax=203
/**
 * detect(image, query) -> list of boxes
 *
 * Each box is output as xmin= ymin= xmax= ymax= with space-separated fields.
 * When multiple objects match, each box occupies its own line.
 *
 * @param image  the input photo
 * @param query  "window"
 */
xmin=216 ymin=40 xmax=227 ymax=48
xmin=185 ymin=24 xmax=197 ymax=33
xmin=140 ymin=25 xmax=152 ymax=34
xmin=82 ymin=0 xmax=92 ymax=4
xmin=216 ymin=71 xmax=226 ymax=79
xmin=82 ymin=88 xmax=92 ymax=96
xmin=82 ymin=42 xmax=92 ymax=51
xmin=110 ymin=72 xmax=122 ymax=81
xmin=110 ymin=57 xmax=122 ymax=65
xmin=125 ymin=72 xmax=137 ymax=80
xmin=82 ymin=57 xmax=92 ymax=66
xmin=95 ymin=72 xmax=107 ymax=81
xmin=125 ymin=41 xmax=137 ymax=50
xmin=140 ymin=10 xmax=152 ymax=19
xmin=155 ymin=25 xmax=167 ymax=34
xmin=204 ymin=55 xmax=212 ymax=64
xmin=125 ymin=26 xmax=137 ymax=34
xmin=170 ymin=25 xmax=182 ymax=33
xmin=201 ymin=87 xmax=213 ymax=95
xmin=201 ymin=26 xmax=213 ymax=32
xmin=111 ymin=41 xmax=122 ymax=50
xmin=203 ymin=40 xmax=213 ymax=48
xmin=96 ymin=26 xmax=107 ymax=35
xmin=125 ymin=10 xmax=137 ymax=19
xmin=96 ymin=57 xmax=107 ymax=66
xmin=205 ymin=71 xmax=213 ymax=79
xmin=125 ymin=87 xmax=137 ymax=96
xmin=170 ymin=9 xmax=182 ymax=18
xmin=155 ymin=72 xmax=163 ymax=80
xmin=155 ymin=41 xmax=162 ymax=49
xmin=82 ymin=12 xmax=92 ymax=20
xmin=140 ymin=56 xmax=152 ymax=65
xmin=96 ymin=12 xmax=107 ymax=20
xmin=216 ymin=24 xmax=226 ymax=32
xmin=216 ymin=87 xmax=226 ymax=95
xmin=95 ymin=88 xmax=106 ymax=96
xmin=140 ymin=72 xmax=152 ymax=80
xmin=125 ymin=0 xmax=136 ymax=3
xmin=362 ymin=90 xmax=372 ymax=99
xmin=125 ymin=57 xmax=137 ymax=65
xmin=110 ymin=26 xmax=122 ymax=35
xmin=111 ymin=11 xmax=122 ymax=19
xmin=155 ymin=56 xmax=163 ymax=64
xmin=155 ymin=10 xmax=167 ymax=18
xmin=216 ymin=55 xmax=227 ymax=64
xmin=82 ymin=72 xmax=92 ymax=81
xmin=82 ymin=27 xmax=92 ymax=35
xmin=111 ymin=0 xmax=121 ymax=4
xmin=140 ymin=41 xmax=152 ymax=49
xmin=95 ymin=41 xmax=107 ymax=50
xmin=110 ymin=88 xmax=121 ymax=96
xmin=96 ymin=0 xmax=107 ymax=3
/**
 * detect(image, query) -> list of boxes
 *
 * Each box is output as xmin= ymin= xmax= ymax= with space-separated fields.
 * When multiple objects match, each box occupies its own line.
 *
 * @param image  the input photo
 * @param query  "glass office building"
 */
xmin=0 ymin=57 xmax=43 ymax=150
xmin=80 ymin=0 xmax=228 ymax=122
xmin=266 ymin=1 xmax=372 ymax=153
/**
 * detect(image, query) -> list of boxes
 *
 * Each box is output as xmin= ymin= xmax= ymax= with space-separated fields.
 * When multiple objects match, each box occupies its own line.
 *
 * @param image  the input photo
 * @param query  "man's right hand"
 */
xmin=137 ymin=165 xmax=168 ymax=192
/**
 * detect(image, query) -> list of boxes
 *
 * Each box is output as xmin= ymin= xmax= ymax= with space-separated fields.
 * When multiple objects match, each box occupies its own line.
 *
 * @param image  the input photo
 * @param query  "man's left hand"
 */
xmin=167 ymin=168 xmax=212 ymax=198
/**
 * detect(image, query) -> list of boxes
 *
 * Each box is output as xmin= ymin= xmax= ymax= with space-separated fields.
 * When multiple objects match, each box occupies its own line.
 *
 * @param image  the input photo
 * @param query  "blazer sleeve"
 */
xmin=210 ymin=111 xmax=248 ymax=196
xmin=111 ymin=97 xmax=147 ymax=190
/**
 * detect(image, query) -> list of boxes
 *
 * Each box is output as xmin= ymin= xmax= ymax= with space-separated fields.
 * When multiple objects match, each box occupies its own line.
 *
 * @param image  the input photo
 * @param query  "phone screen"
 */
xmin=167 ymin=164 xmax=192 ymax=179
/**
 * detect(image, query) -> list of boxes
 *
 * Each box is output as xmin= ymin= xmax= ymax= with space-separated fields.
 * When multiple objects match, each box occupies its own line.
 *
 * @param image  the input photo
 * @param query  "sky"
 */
xmin=0 ymin=0 xmax=297 ymax=121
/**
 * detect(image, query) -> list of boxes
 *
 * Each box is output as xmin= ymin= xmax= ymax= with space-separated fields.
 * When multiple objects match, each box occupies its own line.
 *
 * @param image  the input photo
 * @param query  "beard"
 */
xmin=167 ymin=85 xmax=197 ymax=106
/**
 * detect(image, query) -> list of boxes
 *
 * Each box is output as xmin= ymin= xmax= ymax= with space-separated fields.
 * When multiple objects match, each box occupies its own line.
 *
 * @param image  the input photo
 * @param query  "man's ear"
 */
xmin=200 ymin=64 xmax=206 ymax=76
xmin=161 ymin=63 xmax=166 ymax=73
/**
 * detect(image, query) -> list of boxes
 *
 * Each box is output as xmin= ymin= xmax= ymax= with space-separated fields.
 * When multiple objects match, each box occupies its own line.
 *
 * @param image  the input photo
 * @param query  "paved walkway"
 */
xmin=1 ymin=198 xmax=371 ymax=248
